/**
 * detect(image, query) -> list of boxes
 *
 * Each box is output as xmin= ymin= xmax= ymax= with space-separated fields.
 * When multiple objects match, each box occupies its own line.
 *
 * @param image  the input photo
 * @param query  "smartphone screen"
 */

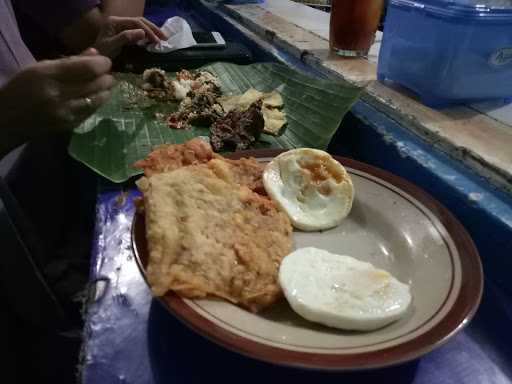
xmin=193 ymin=32 xmax=218 ymax=44
xmin=192 ymin=32 xmax=226 ymax=48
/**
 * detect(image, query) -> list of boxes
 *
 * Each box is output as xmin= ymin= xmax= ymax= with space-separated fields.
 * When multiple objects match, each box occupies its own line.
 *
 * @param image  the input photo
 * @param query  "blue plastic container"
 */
xmin=377 ymin=0 xmax=512 ymax=108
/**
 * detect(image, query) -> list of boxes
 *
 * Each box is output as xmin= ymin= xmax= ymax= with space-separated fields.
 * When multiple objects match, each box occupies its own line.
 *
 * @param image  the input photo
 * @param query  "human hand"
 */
xmin=93 ymin=16 xmax=167 ymax=58
xmin=0 ymin=49 xmax=113 ymax=152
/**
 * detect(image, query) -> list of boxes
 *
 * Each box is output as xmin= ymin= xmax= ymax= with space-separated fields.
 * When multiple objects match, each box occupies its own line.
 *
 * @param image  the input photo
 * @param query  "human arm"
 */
xmin=0 ymin=50 xmax=113 ymax=158
xmin=58 ymin=6 xmax=104 ymax=55
xmin=14 ymin=0 xmax=164 ymax=58
xmin=60 ymin=8 xmax=165 ymax=57
xmin=101 ymin=0 xmax=146 ymax=17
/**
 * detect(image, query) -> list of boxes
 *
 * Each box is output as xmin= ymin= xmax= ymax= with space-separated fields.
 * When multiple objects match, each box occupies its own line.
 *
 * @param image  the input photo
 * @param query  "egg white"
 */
xmin=279 ymin=247 xmax=412 ymax=331
xmin=263 ymin=148 xmax=354 ymax=231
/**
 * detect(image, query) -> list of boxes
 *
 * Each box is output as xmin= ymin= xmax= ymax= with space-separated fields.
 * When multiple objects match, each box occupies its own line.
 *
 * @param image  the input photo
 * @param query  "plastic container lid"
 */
xmin=455 ymin=0 xmax=512 ymax=7
xmin=391 ymin=0 xmax=512 ymax=20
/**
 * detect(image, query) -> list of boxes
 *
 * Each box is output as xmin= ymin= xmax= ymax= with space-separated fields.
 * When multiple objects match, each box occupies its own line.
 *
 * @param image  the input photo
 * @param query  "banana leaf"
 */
xmin=69 ymin=62 xmax=362 ymax=183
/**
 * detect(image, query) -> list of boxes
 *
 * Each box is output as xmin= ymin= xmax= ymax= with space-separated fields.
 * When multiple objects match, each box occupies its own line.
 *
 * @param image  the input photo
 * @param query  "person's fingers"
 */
xmin=81 ymin=47 xmax=99 ymax=56
xmin=110 ymin=17 xmax=162 ymax=43
xmin=76 ymin=89 xmax=112 ymax=110
xmin=104 ymin=29 xmax=146 ymax=54
xmin=61 ymin=74 xmax=115 ymax=99
xmin=139 ymin=18 xmax=168 ymax=40
xmin=91 ymin=89 xmax=112 ymax=107
xmin=139 ymin=22 xmax=162 ymax=43
xmin=62 ymin=89 xmax=112 ymax=127
xmin=44 ymin=55 xmax=112 ymax=82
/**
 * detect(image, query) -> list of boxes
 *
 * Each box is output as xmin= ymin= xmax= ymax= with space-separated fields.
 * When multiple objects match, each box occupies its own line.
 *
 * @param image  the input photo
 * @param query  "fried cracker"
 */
xmin=133 ymin=138 xmax=215 ymax=177
xmin=138 ymin=165 xmax=293 ymax=312
xmin=134 ymin=138 xmax=265 ymax=194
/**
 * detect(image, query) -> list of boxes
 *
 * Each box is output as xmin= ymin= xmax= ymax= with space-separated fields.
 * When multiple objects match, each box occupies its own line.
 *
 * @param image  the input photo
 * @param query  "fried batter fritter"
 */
xmin=134 ymin=139 xmax=266 ymax=194
xmin=208 ymin=158 xmax=266 ymax=196
xmin=137 ymin=165 xmax=293 ymax=312
xmin=133 ymin=138 xmax=214 ymax=177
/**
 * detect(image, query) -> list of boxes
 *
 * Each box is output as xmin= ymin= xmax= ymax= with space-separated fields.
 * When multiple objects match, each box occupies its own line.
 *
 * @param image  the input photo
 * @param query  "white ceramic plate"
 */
xmin=133 ymin=149 xmax=483 ymax=370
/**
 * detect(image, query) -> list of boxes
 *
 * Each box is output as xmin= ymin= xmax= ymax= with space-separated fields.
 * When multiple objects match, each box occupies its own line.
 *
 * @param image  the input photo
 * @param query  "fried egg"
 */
xmin=279 ymin=247 xmax=412 ymax=331
xmin=263 ymin=148 xmax=354 ymax=231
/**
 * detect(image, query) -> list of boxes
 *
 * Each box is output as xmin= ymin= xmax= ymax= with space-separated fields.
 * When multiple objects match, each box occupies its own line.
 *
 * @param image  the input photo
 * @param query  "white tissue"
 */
xmin=145 ymin=17 xmax=197 ymax=53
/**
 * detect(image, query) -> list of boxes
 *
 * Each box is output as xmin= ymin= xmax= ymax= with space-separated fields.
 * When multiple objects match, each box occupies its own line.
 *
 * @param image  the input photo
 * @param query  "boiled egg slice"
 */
xmin=263 ymin=148 xmax=354 ymax=231
xmin=279 ymin=247 xmax=412 ymax=331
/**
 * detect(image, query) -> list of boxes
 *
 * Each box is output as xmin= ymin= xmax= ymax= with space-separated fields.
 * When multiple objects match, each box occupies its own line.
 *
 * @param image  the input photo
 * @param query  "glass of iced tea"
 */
xmin=329 ymin=0 xmax=384 ymax=57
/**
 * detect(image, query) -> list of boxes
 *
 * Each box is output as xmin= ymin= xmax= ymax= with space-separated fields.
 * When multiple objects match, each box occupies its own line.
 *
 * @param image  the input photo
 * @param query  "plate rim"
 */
xmin=132 ymin=149 xmax=483 ymax=371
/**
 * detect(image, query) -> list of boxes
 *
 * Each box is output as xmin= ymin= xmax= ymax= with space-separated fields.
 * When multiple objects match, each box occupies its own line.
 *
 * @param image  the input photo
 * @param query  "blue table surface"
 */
xmin=81 ymin=3 xmax=512 ymax=383
xmin=81 ymin=189 xmax=512 ymax=384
